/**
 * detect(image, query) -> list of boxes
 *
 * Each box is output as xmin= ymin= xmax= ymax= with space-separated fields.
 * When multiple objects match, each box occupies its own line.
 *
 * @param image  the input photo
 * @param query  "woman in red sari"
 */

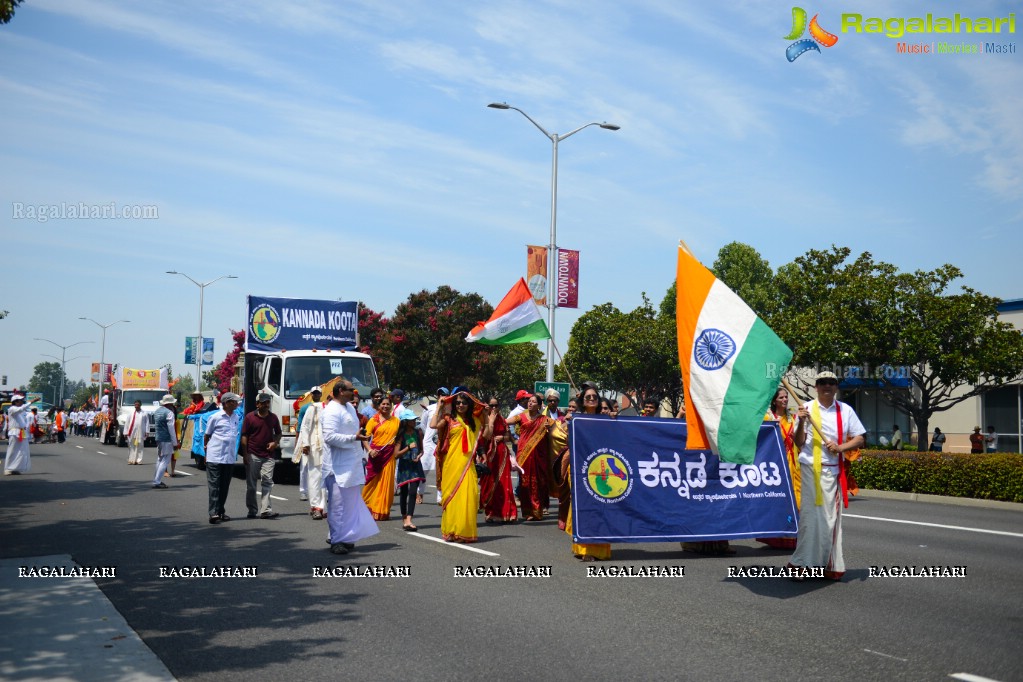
xmin=479 ymin=397 xmax=518 ymax=524
xmin=362 ymin=396 xmax=399 ymax=521
xmin=507 ymin=393 xmax=552 ymax=521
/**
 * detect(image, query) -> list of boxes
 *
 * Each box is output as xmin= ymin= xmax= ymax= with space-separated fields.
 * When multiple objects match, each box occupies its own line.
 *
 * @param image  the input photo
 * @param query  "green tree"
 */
xmin=485 ymin=342 xmax=545 ymax=403
xmin=712 ymin=241 xmax=777 ymax=319
xmin=358 ymin=303 xmax=392 ymax=387
xmin=774 ymin=248 xmax=1023 ymax=446
xmin=1 ymin=0 xmax=24 ymax=25
xmin=387 ymin=286 xmax=495 ymax=395
xmin=171 ymin=373 xmax=196 ymax=401
xmin=27 ymin=361 xmax=64 ymax=404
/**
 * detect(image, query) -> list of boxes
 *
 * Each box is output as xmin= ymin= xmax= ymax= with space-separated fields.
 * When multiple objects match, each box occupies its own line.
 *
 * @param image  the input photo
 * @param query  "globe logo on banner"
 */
xmin=527 ymin=274 xmax=546 ymax=301
xmin=250 ymin=303 xmax=281 ymax=344
xmin=583 ymin=449 xmax=633 ymax=503
xmin=693 ymin=328 xmax=736 ymax=370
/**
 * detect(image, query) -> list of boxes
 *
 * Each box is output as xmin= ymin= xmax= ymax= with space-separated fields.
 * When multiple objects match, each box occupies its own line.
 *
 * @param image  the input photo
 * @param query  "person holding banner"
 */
xmin=758 ymin=387 xmax=801 ymax=550
xmin=790 ymin=371 xmax=866 ymax=581
xmin=430 ymin=391 xmax=493 ymax=543
xmin=506 ymin=393 xmax=553 ymax=521
xmin=565 ymin=385 xmax=612 ymax=561
xmin=362 ymin=396 xmax=399 ymax=521
xmin=548 ymin=398 xmax=575 ymax=530
xmin=480 ymin=397 xmax=519 ymax=524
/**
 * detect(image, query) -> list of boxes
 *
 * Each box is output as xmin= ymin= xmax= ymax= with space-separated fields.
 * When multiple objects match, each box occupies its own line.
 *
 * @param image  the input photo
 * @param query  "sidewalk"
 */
xmin=0 ymin=555 xmax=175 ymax=682
xmin=856 ymin=487 xmax=1023 ymax=511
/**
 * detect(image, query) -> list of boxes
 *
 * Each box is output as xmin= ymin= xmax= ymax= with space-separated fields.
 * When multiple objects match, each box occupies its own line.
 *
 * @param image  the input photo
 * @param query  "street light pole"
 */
xmin=79 ymin=318 xmax=130 ymax=407
xmin=488 ymin=102 xmax=620 ymax=382
xmin=33 ymin=339 xmax=92 ymax=405
xmin=166 ymin=272 xmax=238 ymax=388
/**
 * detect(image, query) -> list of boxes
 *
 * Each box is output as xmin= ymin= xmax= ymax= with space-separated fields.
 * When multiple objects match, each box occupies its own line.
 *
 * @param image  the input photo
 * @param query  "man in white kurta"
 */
xmin=321 ymin=379 xmax=378 ymax=555
xmin=296 ymin=392 xmax=326 ymax=519
xmin=790 ymin=371 xmax=866 ymax=581
xmin=122 ymin=401 xmax=150 ymax=464
xmin=4 ymin=394 xmax=37 ymax=474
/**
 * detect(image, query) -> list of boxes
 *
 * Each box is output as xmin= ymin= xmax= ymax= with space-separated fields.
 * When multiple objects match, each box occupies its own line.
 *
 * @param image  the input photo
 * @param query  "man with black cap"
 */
xmin=790 ymin=370 xmax=866 ymax=581
xmin=4 ymin=393 xmax=38 ymax=475
xmin=241 ymin=392 xmax=283 ymax=519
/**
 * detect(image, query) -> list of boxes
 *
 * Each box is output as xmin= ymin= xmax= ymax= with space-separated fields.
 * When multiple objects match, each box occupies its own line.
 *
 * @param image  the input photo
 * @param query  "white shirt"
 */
xmin=204 ymin=409 xmax=241 ymax=464
xmin=420 ymin=403 xmax=438 ymax=457
xmin=6 ymin=403 xmax=32 ymax=434
xmin=798 ymin=399 xmax=866 ymax=467
xmin=122 ymin=409 xmax=150 ymax=440
xmin=321 ymin=401 xmax=366 ymax=487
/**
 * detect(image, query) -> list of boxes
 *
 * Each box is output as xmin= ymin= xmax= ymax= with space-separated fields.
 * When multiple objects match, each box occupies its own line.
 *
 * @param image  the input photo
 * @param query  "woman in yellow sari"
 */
xmin=565 ymin=385 xmax=612 ymax=561
xmin=758 ymin=387 xmax=801 ymax=549
xmin=363 ymin=396 xmax=399 ymax=521
xmin=430 ymin=391 xmax=493 ymax=543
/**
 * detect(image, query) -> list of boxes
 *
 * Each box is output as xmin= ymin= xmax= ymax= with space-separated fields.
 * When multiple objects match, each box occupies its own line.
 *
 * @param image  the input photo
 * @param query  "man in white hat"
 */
xmin=204 ymin=392 xmax=242 ymax=524
xmin=122 ymin=400 xmax=150 ymax=465
xmin=4 ymin=394 xmax=38 ymax=475
xmin=151 ymin=395 xmax=179 ymax=488
xmin=790 ymin=370 xmax=866 ymax=581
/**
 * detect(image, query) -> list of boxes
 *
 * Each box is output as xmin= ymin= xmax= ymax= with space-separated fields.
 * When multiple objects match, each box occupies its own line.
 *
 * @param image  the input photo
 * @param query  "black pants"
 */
xmin=207 ymin=462 xmax=233 ymax=517
xmin=399 ymin=481 xmax=420 ymax=518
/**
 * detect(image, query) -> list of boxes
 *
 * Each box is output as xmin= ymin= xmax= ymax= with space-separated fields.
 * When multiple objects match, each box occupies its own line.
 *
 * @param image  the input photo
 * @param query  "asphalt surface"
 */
xmin=2 ymin=435 xmax=1022 ymax=682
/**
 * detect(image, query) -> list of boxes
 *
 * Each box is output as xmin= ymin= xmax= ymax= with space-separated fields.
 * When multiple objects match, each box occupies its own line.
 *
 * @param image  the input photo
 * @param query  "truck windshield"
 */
xmin=122 ymin=390 xmax=165 ymax=406
xmin=283 ymin=356 xmax=378 ymax=399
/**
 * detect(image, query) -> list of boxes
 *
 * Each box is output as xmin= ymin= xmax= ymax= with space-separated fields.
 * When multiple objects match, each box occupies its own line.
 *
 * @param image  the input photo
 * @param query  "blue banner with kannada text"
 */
xmin=246 ymin=296 xmax=358 ymax=352
xmin=569 ymin=416 xmax=798 ymax=543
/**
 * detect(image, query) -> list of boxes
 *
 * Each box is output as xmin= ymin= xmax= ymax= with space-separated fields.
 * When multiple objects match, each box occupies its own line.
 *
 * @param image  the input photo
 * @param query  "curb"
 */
xmin=855 ymin=488 xmax=1023 ymax=512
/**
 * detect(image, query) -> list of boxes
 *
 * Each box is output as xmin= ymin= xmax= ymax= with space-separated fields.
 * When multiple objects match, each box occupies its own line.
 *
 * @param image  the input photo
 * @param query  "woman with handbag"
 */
xmin=430 ymin=390 xmax=493 ymax=543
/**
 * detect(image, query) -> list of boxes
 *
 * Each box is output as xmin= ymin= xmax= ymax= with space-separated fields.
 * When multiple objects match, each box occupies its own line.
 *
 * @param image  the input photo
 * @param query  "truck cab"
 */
xmin=244 ymin=349 xmax=379 ymax=462
xmin=115 ymin=389 xmax=165 ymax=447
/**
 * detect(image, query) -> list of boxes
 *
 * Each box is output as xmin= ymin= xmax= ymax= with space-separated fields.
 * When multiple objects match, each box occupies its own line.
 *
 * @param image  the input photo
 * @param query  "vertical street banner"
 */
xmin=246 ymin=296 xmax=359 ymax=352
xmin=570 ymin=415 xmax=798 ymax=543
xmin=90 ymin=363 xmax=113 ymax=383
xmin=526 ymin=245 xmax=547 ymax=305
xmin=556 ymin=248 xmax=579 ymax=309
xmin=185 ymin=337 xmax=215 ymax=365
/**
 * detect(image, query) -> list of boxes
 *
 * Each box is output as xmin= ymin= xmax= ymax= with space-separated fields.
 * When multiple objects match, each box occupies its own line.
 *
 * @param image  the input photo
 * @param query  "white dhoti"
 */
xmin=790 ymin=463 xmax=844 ymax=576
xmin=306 ymin=453 xmax=324 ymax=511
xmin=324 ymin=473 xmax=378 ymax=545
xmin=153 ymin=442 xmax=174 ymax=484
xmin=4 ymin=433 xmax=31 ymax=473
xmin=127 ymin=438 xmax=144 ymax=464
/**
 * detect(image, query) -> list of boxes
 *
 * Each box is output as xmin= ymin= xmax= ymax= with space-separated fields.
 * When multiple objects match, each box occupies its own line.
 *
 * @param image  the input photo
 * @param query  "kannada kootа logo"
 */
xmin=784 ymin=7 xmax=839 ymax=61
xmin=250 ymin=303 xmax=281 ymax=344
xmin=584 ymin=449 xmax=633 ymax=503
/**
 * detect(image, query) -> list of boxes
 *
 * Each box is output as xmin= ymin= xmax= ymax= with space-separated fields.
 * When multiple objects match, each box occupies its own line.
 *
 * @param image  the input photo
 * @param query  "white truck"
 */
xmin=242 ymin=348 xmax=379 ymax=463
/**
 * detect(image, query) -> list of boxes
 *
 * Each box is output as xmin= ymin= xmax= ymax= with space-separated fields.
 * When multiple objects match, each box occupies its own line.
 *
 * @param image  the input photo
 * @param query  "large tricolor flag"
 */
xmin=676 ymin=243 xmax=793 ymax=464
xmin=466 ymin=278 xmax=551 ymax=345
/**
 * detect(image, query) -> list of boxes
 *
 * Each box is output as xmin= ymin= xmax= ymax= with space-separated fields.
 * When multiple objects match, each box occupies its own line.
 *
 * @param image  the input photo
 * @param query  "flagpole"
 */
xmin=547 ymin=338 xmax=579 ymax=397
xmin=781 ymin=377 xmax=827 ymax=441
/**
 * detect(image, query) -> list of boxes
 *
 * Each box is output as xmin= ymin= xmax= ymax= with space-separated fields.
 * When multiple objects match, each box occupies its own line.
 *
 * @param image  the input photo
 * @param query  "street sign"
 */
xmin=534 ymin=381 xmax=571 ymax=408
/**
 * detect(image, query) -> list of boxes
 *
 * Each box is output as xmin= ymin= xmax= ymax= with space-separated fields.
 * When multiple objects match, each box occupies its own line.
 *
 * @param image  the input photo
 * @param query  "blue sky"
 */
xmin=2 ymin=0 xmax=1020 ymax=391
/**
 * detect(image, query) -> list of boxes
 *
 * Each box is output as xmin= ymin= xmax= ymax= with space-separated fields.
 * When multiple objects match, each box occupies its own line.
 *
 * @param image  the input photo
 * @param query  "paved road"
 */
xmin=2 ymin=435 xmax=1022 ymax=681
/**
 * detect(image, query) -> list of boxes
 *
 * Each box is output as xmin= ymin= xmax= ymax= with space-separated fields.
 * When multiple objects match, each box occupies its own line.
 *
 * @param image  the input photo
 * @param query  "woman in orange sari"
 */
xmin=507 ymin=393 xmax=552 ymax=521
xmin=757 ymin=387 xmax=801 ymax=549
xmin=363 ymin=395 xmax=399 ymax=521
xmin=548 ymin=397 xmax=576 ymax=530
xmin=430 ymin=391 xmax=493 ymax=542
xmin=480 ymin=397 xmax=518 ymax=524
xmin=565 ymin=384 xmax=612 ymax=561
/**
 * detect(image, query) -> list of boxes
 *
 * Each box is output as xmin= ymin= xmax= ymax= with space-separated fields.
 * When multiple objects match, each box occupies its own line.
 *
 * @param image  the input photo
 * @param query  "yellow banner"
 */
xmin=120 ymin=367 xmax=168 ymax=390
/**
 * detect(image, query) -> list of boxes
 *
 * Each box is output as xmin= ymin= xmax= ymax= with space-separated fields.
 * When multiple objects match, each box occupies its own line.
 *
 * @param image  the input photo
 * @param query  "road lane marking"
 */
xmin=75 ymin=446 xmax=83 ymax=449
xmin=864 ymin=649 xmax=908 ymax=662
xmin=97 ymin=451 xmax=107 ymax=456
xmin=270 ymin=495 xmax=288 ymax=501
xmin=174 ymin=470 xmax=194 ymax=477
xmin=845 ymin=513 xmax=1023 ymax=538
xmin=950 ymin=674 xmax=1004 ymax=682
xmin=405 ymin=531 xmax=500 ymax=557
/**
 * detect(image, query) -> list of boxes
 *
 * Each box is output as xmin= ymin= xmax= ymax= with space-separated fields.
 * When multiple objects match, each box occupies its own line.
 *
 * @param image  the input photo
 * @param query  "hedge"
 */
xmin=849 ymin=450 xmax=1023 ymax=503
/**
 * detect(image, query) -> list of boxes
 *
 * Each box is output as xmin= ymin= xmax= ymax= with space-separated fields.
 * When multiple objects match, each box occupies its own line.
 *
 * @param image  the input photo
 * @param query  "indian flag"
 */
xmin=676 ymin=243 xmax=792 ymax=464
xmin=466 ymin=278 xmax=551 ymax=345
